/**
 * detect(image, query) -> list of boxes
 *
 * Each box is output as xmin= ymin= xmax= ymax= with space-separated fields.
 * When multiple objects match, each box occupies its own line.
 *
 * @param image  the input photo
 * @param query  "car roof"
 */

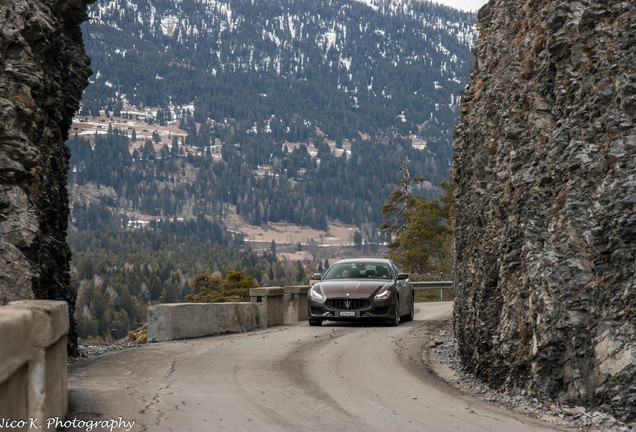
xmin=332 ymin=258 xmax=392 ymax=265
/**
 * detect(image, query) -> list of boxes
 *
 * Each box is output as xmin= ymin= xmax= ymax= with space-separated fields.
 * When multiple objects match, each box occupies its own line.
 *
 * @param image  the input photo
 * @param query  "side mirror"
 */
xmin=311 ymin=273 xmax=323 ymax=280
xmin=397 ymin=272 xmax=409 ymax=280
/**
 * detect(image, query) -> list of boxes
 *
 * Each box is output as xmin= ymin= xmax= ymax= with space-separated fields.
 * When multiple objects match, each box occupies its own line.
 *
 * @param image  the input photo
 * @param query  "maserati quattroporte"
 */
xmin=307 ymin=258 xmax=414 ymax=326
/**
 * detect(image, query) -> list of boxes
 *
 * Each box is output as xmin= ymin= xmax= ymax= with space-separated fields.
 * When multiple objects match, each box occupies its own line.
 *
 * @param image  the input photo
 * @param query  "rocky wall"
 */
xmin=0 ymin=0 xmax=94 ymax=355
xmin=452 ymin=0 xmax=634 ymax=421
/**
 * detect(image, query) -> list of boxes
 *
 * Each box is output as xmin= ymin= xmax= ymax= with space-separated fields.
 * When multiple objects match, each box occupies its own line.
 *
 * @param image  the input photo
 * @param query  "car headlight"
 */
xmin=309 ymin=286 xmax=324 ymax=302
xmin=374 ymin=287 xmax=393 ymax=300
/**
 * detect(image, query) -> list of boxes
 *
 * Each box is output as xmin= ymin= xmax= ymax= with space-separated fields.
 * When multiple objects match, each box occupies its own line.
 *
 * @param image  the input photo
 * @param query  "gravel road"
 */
xmin=65 ymin=302 xmax=575 ymax=432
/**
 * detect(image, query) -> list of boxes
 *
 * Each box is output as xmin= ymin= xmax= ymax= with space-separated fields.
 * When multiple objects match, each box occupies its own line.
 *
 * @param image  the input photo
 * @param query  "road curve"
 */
xmin=66 ymin=302 xmax=571 ymax=432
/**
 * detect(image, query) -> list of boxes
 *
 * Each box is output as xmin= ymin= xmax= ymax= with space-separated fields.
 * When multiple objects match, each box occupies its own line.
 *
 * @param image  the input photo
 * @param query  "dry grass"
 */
xmin=511 ymin=21 xmax=526 ymax=45
xmin=225 ymin=206 xmax=355 ymax=248
xmin=473 ymin=79 xmax=486 ymax=99
xmin=532 ymin=31 xmax=547 ymax=55
xmin=15 ymin=93 xmax=36 ymax=111
xmin=489 ymin=138 xmax=498 ymax=156
xmin=553 ymin=189 xmax=568 ymax=214
xmin=128 ymin=323 xmax=148 ymax=344
xmin=536 ymin=135 xmax=548 ymax=153
xmin=518 ymin=325 xmax=533 ymax=345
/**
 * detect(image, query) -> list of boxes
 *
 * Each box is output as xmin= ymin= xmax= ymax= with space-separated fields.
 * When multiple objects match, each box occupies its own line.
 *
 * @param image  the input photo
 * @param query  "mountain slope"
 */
xmin=73 ymin=0 xmax=476 ymax=231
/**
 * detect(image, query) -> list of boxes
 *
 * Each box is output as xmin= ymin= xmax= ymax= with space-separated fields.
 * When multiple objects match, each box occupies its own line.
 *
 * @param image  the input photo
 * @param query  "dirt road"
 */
xmin=65 ymin=302 xmax=571 ymax=432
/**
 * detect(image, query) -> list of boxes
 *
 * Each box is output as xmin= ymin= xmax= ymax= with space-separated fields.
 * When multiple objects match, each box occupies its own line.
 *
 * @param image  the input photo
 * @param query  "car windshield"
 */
xmin=323 ymin=262 xmax=392 ymax=280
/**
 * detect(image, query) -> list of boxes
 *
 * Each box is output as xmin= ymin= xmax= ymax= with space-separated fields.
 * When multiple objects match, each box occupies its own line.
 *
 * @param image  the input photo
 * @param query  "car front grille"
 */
xmin=326 ymin=298 xmax=370 ymax=310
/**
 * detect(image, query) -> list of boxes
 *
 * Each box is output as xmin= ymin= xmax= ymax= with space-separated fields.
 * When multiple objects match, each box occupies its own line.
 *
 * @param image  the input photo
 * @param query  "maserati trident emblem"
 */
xmin=344 ymin=300 xmax=352 ymax=309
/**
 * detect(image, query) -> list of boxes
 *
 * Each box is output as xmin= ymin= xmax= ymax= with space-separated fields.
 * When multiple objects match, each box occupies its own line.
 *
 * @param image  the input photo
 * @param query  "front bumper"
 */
xmin=307 ymin=297 xmax=397 ymax=321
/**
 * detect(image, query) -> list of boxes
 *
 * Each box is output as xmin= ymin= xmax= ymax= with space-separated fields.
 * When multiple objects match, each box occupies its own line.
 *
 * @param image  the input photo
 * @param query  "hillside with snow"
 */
xmin=72 ymin=0 xmax=476 ymax=231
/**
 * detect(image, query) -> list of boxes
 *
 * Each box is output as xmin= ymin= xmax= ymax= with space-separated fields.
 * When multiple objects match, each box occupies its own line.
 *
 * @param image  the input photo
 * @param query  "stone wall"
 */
xmin=452 ymin=0 xmax=634 ymax=421
xmin=0 ymin=0 xmax=94 ymax=355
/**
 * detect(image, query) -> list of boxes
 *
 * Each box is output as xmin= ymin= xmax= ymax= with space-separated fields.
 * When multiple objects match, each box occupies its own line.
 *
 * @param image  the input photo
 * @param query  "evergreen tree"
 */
xmin=222 ymin=271 xmax=258 ymax=301
xmin=380 ymin=165 xmax=455 ymax=274
xmin=185 ymin=273 xmax=225 ymax=303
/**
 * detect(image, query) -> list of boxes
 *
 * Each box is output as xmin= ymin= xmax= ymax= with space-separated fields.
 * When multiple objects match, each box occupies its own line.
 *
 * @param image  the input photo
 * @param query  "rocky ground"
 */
xmin=71 ymin=340 xmax=138 ymax=359
xmin=70 ymin=324 xmax=147 ymax=360
xmin=425 ymin=321 xmax=635 ymax=432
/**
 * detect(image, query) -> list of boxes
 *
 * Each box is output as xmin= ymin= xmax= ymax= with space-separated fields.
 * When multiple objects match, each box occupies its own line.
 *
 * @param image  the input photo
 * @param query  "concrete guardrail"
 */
xmin=146 ymin=286 xmax=310 ymax=342
xmin=147 ymin=302 xmax=260 ymax=342
xmin=0 ymin=300 xmax=69 ymax=431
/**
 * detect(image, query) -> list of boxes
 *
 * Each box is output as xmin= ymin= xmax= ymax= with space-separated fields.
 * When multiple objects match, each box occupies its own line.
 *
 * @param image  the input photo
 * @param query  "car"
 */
xmin=307 ymin=258 xmax=415 ymax=326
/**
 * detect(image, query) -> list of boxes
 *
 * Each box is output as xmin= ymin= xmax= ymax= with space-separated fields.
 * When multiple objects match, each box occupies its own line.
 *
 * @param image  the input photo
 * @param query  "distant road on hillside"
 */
xmin=65 ymin=303 xmax=570 ymax=432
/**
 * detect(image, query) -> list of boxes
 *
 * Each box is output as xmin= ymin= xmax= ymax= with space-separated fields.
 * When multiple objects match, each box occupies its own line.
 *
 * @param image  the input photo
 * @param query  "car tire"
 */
xmin=309 ymin=319 xmax=322 ymax=326
xmin=388 ymin=301 xmax=400 ymax=326
xmin=401 ymin=294 xmax=414 ymax=322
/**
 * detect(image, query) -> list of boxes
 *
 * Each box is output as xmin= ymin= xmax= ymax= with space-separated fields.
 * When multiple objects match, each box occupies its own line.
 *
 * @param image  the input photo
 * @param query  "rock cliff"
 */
xmin=0 ymin=0 xmax=94 ymax=354
xmin=453 ymin=0 xmax=634 ymax=421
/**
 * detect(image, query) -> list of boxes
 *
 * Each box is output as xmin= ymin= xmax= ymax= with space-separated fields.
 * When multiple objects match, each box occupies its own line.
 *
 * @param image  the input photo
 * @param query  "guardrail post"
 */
xmin=283 ymin=286 xmax=309 ymax=324
xmin=250 ymin=287 xmax=285 ymax=328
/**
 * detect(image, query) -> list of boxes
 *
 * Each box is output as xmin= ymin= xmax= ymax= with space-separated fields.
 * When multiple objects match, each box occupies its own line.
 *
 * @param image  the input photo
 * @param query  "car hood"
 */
xmin=313 ymin=280 xmax=392 ymax=298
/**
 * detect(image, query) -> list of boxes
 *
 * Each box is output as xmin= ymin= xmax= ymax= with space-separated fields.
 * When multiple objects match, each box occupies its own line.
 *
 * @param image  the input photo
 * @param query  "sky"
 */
xmin=432 ymin=0 xmax=489 ymax=13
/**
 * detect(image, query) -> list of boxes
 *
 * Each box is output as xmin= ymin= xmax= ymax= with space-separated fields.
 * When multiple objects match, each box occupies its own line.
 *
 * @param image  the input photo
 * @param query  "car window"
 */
xmin=323 ymin=262 xmax=392 ymax=279
xmin=373 ymin=264 xmax=391 ymax=279
xmin=323 ymin=263 xmax=353 ymax=279
xmin=391 ymin=263 xmax=401 ymax=277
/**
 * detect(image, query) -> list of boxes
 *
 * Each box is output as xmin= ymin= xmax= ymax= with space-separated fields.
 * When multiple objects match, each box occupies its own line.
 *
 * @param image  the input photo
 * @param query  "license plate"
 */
xmin=339 ymin=311 xmax=356 ymax=317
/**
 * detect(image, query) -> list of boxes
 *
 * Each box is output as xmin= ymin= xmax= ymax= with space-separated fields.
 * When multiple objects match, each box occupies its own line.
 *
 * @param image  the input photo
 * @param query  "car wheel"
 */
xmin=309 ymin=319 xmax=322 ymax=326
xmin=388 ymin=301 xmax=399 ymax=326
xmin=401 ymin=294 xmax=414 ymax=322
